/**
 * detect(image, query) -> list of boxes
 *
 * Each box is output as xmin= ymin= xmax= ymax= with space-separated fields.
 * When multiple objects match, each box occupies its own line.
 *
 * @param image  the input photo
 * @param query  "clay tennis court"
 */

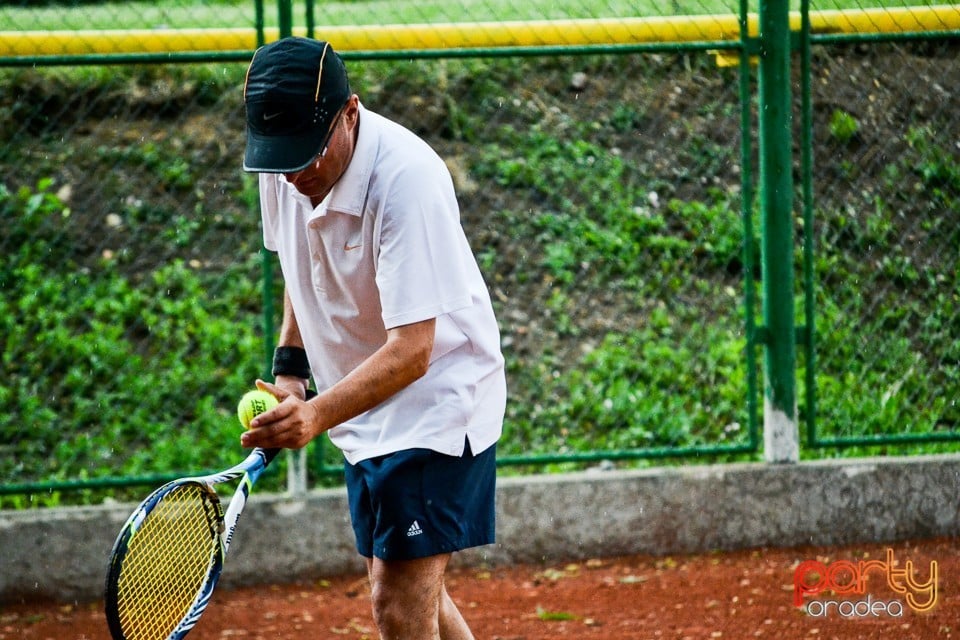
xmin=3 ymin=536 xmax=954 ymax=639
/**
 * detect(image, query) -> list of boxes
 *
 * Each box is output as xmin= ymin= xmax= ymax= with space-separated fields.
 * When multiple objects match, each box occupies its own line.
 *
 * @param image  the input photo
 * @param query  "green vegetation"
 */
xmin=807 ymin=121 xmax=960 ymax=453
xmin=0 ymin=0 xmax=919 ymax=31
xmin=828 ymin=108 xmax=858 ymax=144
xmin=0 ymin=0 xmax=731 ymax=31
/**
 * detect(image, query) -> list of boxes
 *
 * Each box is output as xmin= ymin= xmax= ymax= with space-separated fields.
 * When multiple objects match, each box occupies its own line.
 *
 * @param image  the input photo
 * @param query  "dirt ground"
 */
xmin=3 ymin=536 xmax=956 ymax=640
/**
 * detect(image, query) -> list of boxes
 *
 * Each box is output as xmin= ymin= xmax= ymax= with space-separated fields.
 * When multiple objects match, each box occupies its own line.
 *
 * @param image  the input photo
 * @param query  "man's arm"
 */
xmin=272 ymin=288 xmax=310 ymax=400
xmin=241 ymin=316 xmax=436 ymax=450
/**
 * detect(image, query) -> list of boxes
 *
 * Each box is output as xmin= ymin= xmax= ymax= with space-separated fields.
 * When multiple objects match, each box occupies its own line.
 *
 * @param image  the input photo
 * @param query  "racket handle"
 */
xmin=254 ymin=390 xmax=310 ymax=466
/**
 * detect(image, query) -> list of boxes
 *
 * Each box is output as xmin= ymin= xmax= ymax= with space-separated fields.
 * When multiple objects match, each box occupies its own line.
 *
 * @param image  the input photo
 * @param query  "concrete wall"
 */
xmin=3 ymin=454 xmax=959 ymax=603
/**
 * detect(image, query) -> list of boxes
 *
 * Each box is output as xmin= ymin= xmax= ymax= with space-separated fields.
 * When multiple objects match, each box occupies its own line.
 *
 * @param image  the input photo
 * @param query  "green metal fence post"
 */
xmin=738 ymin=0 xmax=760 ymax=453
xmin=799 ymin=0 xmax=817 ymax=448
xmin=261 ymin=1 xmax=291 ymax=378
xmin=306 ymin=0 xmax=316 ymax=40
xmin=758 ymin=0 xmax=799 ymax=463
xmin=255 ymin=0 xmax=266 ymax=47
xmin=261 ymin=249 xmax=276 ymax=381
xmin=278 ymin=0 xmax=293 ymax=40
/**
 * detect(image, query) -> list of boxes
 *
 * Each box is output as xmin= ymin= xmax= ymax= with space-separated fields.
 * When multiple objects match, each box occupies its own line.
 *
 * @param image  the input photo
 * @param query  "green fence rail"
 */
xmin=1 ymin=1 xmax=958 ymax=502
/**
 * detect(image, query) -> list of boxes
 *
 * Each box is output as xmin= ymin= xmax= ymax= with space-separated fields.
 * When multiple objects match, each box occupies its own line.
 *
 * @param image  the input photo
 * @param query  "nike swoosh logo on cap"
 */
xmin=263 ymin=112 xmax=283 ymax=121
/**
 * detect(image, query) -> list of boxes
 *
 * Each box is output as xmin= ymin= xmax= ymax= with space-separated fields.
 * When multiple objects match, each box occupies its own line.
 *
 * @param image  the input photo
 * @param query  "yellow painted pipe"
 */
xmin=324 ymin=15 xmax=744 ymax=51
xmin=0 ymin=18 xmax=740 ymax=58
xmin=0 ymin=5 xmax=957 ymax=58
xmin=806 ymin=4 xmax=960 ymax=35
xmin=0 ymin=28 xmax=260 ymax=57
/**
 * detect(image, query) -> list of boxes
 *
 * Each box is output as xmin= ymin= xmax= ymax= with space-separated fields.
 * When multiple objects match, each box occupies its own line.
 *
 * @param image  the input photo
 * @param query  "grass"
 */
xmin=0 ymin=0 xmax=928 ymax=31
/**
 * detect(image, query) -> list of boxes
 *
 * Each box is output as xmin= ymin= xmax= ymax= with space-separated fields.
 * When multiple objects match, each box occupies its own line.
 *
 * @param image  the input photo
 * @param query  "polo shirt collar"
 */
xmin=324 ymin=101 xmax=375 ymax=218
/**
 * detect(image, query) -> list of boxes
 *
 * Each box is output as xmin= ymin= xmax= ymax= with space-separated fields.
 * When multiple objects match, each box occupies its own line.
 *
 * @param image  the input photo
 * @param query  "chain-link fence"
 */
xmin=802 ymin=23 xmax=960 ymax=451
xmin=0 ymin=1 xmax=957 ymax=503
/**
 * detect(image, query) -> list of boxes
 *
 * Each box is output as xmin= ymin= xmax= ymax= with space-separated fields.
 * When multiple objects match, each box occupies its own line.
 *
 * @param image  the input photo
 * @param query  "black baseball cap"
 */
xmin=243 ymin=38 xmax=351 ymax=173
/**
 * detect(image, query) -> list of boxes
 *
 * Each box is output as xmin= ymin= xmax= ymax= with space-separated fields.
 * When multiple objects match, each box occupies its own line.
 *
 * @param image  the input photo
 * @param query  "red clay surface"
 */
xmin=3 ymin=537 xmax=956 ymax=640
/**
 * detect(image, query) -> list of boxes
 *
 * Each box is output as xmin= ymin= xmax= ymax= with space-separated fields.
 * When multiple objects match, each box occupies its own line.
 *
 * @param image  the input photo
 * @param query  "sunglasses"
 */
xmin=317 ymin=107 xmax=345 ymax=160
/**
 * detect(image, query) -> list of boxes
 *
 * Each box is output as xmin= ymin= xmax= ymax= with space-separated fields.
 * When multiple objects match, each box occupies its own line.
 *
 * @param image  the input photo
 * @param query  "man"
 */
xmin=238 ymin=37 xmax=506 ymax=640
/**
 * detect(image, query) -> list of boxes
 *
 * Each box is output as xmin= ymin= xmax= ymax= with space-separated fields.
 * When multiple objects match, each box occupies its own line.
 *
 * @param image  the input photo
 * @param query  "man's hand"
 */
xmin=241 ymin=379 xmax=321 ymax=450
xmin=272 ymin=374 xmax=308 ymax=401
xmin=241 ymin=318 xmax=436 ymax=451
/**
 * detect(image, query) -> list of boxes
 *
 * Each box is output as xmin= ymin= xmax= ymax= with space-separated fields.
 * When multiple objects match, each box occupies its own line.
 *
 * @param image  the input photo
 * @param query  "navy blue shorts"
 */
xmin=344 ymin=440 xmax=497 ymax=561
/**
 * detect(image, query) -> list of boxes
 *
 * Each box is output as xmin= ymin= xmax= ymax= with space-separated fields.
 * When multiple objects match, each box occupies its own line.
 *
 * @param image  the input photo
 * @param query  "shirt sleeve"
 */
xmin=374 ymin=159 xmax=473 ymax=329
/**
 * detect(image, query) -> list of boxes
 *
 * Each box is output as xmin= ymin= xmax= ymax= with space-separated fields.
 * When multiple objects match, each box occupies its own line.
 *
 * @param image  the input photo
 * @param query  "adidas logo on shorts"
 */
xmin=406 ymin=520 xmax=424 ymax=537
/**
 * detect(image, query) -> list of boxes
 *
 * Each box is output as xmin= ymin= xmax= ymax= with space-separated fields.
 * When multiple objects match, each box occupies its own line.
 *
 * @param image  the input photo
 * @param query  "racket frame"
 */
xmin=104 ymin=447 xmax=279 ymax=640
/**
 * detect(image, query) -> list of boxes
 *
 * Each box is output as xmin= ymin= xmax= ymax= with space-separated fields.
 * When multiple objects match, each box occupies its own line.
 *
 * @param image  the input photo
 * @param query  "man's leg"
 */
xmin=438 ymin=580 xmax=474 ymax=640
xmin=366 ymin=554 xmax=474 ymax=640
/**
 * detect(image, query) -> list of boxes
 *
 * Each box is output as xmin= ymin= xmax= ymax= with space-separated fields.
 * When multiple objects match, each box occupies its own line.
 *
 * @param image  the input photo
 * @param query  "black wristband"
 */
xmin=272 ymin=346 xmax=311 ymax=379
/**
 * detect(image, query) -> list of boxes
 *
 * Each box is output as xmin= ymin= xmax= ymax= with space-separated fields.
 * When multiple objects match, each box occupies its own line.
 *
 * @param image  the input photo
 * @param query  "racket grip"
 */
xmin=256 ymin=390 xmax=312 ymax=465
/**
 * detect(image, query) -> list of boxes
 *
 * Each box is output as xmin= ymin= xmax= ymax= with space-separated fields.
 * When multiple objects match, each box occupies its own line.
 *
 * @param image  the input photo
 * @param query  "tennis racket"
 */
xmin=104 ymin=447 xmax=280 ymax=640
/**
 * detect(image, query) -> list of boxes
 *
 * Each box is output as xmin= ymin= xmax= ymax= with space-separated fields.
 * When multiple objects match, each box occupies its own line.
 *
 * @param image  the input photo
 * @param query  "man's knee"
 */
xmin=370 ymin=578 xmax=440 ymax=637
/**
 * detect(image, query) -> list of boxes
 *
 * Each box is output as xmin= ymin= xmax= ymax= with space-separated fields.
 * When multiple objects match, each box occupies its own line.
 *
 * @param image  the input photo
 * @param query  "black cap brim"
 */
xmin=243 ymin=126 xmax=327 ymax=173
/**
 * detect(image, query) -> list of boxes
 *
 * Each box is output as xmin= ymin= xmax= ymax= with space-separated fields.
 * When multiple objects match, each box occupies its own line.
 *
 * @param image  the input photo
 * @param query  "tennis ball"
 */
xmin=237 ymin=389 xmax=279 ymax=429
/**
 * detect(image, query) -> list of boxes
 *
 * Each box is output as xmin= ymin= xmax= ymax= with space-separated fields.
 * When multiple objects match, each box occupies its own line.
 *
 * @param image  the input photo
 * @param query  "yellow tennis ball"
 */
xmin=237 ymin=389 xmax=279 ymax=429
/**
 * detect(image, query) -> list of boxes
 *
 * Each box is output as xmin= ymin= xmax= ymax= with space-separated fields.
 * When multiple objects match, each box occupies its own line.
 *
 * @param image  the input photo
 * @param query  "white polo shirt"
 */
xmin=259 ymin=103 xmax=505 ymax=464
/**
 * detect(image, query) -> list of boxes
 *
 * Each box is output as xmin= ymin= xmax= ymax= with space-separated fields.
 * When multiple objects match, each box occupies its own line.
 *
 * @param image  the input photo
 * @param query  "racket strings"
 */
xmin=116 ymin=483 xmax=221 ymax=640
